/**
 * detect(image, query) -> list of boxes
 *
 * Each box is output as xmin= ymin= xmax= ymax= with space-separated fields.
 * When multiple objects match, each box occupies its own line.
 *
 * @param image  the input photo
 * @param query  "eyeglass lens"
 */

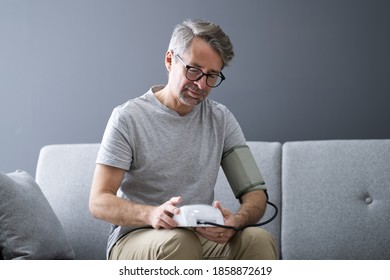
xmin=186 ymin=67 xmax=223 ymax=87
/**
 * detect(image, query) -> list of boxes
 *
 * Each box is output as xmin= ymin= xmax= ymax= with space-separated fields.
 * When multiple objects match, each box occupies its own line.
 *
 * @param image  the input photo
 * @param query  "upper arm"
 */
xmin=89 ymin=164 xmax=132 ymax=223
xmin=90 ymin=163 xmax=125 ymax=200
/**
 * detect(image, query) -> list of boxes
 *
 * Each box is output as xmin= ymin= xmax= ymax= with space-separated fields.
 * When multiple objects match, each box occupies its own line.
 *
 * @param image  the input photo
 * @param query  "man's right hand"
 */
xmin=148 ymin=196 xmax=182 ymax=229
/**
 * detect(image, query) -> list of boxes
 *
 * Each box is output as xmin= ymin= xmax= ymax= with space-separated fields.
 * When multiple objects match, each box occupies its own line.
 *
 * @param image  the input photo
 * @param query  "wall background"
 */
xmin=1 ymin=0 xmax=390 ymax=176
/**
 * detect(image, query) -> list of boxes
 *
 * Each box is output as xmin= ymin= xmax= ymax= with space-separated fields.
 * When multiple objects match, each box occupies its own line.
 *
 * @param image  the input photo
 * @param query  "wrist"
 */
xmin=144 ymin=205 xmax=157 ymax=226
xmin=233 ymin=213 xmax=247 ymax=228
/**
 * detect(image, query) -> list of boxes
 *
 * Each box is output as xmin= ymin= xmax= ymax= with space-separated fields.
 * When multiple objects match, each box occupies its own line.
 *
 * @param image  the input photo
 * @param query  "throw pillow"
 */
xmin=0 ymin=170 xmax=75 ymax=259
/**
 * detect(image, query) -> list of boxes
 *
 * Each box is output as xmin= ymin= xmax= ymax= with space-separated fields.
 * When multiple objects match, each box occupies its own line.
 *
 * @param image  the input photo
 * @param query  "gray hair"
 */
xmin=168 ymin=19 xmax=234 ymax=68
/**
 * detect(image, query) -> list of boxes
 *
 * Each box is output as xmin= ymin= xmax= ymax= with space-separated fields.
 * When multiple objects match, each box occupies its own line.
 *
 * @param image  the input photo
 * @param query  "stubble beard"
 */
xmin=179 ymin=86 xmax=208 ymax=106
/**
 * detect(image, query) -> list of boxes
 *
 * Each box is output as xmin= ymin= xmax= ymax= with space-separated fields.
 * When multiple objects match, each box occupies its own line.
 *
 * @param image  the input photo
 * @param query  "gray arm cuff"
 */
xmin=221 ymin=145 xmax=267 ymax=199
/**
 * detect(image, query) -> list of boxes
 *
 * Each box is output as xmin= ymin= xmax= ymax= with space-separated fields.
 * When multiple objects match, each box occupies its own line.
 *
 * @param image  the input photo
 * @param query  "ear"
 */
xmin=165 ymin=50 xmax=174 ymax=71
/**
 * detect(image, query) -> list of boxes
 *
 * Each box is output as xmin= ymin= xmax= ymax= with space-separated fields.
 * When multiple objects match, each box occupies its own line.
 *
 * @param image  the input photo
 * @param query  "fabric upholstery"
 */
xmin=35 ymin=144 xmax=110 ymax=260
xmin=0 ymin=170 xmax=74 ymax=259
xmin=32 ymin=139 xmax=390 ymax=260
xmin=35 ymin=142 xmax=282 ymax=260
xmin=281 ymin=140 xmax=390 ymax=259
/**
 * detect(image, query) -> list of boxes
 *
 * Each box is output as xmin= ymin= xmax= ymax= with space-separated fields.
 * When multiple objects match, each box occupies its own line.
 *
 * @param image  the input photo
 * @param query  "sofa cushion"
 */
xmin=0 ymin=170 xmax=75 ymax=259
xmin=282 ymin=140 xmax=390 ymax=259
xmin=35 ymin=144 xmax=110 ymax=260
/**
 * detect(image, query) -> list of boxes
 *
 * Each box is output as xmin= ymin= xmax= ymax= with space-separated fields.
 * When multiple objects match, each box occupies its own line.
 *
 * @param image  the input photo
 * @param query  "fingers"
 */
xmin=196 ymin=227 xmax=234 ymax=244
xmin=195 ymin=201 xmax=236 ymax=243
xmin=154 ymin=212 xmax=176 ymax=229
xmin=213 ymin=200 xmax=230 ymax=217
xmin=169 ymin=196 xmax=182 ymax=205
xmin=153 ymin=209 xmax=176 ymax=229
xmin=168 ymin=196 xmax=181 ymax=215
xmin=150 ymin=196 xmax=182 ymax=229
xmin=163 ymin=202 xmax=179 ymax=216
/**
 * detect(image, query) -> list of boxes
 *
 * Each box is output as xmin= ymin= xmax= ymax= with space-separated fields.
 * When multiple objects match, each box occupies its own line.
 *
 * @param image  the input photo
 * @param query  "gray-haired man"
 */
xmin=89 ymin=19 xmax=277 ymax=260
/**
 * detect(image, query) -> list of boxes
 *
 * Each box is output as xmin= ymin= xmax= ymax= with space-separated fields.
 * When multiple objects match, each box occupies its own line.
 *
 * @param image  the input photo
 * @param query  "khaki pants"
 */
xmin=109 ymin=227 xmax=278 ymax=260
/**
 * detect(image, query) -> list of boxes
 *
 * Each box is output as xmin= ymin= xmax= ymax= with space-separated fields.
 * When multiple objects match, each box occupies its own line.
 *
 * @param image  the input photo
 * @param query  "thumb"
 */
xmin=213 ymin=201 xmax=230 ymax=216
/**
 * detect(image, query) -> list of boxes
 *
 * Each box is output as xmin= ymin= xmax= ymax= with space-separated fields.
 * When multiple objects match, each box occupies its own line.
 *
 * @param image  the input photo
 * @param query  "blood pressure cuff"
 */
xmin=221 ymin=145 xmax=266 ymax=198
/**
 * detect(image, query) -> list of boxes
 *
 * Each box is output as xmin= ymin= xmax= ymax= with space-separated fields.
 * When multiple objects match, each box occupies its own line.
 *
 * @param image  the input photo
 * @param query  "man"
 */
xmin=89 ymin=19 xmax=277 ymax=260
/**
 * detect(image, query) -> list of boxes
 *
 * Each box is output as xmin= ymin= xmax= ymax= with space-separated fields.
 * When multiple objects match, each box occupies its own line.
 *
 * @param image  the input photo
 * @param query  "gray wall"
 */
xmin=1 ymin=0 xmax=390 ymax=176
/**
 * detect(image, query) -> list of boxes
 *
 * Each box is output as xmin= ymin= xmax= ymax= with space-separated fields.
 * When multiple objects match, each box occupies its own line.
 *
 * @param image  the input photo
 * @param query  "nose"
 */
xmin=194 ymin=75 xmax=208 ymax=90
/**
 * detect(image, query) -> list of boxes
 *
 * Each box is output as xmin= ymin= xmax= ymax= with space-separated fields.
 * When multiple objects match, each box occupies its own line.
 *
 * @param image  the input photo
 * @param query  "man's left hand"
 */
xmin=195 ymin=201 xmax=237 ymax=244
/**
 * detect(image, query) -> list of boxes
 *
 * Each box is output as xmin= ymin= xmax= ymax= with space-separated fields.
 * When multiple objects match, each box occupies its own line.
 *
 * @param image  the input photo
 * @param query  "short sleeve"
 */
xmin=96 ymin=107 xmax=133 ymax=170
xmin=223 ymin=109 xmax=246 ymax=153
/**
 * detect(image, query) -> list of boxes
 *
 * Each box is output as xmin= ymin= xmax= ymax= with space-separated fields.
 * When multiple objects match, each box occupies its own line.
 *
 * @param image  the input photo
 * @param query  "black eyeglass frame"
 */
xmin=175 ymin=54 xmax=225 ymax=88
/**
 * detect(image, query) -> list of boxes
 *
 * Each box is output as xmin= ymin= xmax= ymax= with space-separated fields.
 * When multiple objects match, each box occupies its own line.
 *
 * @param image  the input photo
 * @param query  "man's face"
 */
xmin=169 ymin=37 xmax=224 ymax=109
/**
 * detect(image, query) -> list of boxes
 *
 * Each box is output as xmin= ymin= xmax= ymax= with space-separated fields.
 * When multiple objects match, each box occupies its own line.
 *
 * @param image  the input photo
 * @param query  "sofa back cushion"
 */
xmin=282 ymin=140 xmax=390 ymax=259
xmin=36 ymin=144 xmax=109 ymax=260
xmin=214 ymin=141 xmax=282 ymax=256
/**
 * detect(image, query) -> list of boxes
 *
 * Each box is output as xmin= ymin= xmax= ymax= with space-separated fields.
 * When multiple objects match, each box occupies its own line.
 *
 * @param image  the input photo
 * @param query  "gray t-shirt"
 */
xmin=96 ymin=85 xmax=246 ymax=256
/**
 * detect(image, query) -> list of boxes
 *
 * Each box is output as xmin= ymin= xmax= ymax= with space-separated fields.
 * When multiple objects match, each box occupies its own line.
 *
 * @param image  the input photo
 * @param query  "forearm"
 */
xmin=234 ymin=190 xmax=267 ymax=228
xmin=90 ymin=192 xmax=153 ymax=227
xmin=89 ymin=163 xmax=159 ymax=227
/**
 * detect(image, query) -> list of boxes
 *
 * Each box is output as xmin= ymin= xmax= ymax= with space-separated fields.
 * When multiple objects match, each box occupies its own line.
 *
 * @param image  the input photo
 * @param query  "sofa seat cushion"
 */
xmin=0 ymin=170 xmax=75 ymax=259
xmin=282 ymin=140 xmax=390 ymax=259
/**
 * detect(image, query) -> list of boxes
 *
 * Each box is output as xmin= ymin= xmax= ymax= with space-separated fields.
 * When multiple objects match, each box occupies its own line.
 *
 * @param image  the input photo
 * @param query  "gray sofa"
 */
xmin=29 ymin=140 xmax=390 ymax=259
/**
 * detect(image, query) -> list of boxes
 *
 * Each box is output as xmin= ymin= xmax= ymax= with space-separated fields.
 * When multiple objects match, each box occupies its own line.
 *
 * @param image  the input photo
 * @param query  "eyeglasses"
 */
xmin=175 ymin=54 xmax=225 ymax=88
